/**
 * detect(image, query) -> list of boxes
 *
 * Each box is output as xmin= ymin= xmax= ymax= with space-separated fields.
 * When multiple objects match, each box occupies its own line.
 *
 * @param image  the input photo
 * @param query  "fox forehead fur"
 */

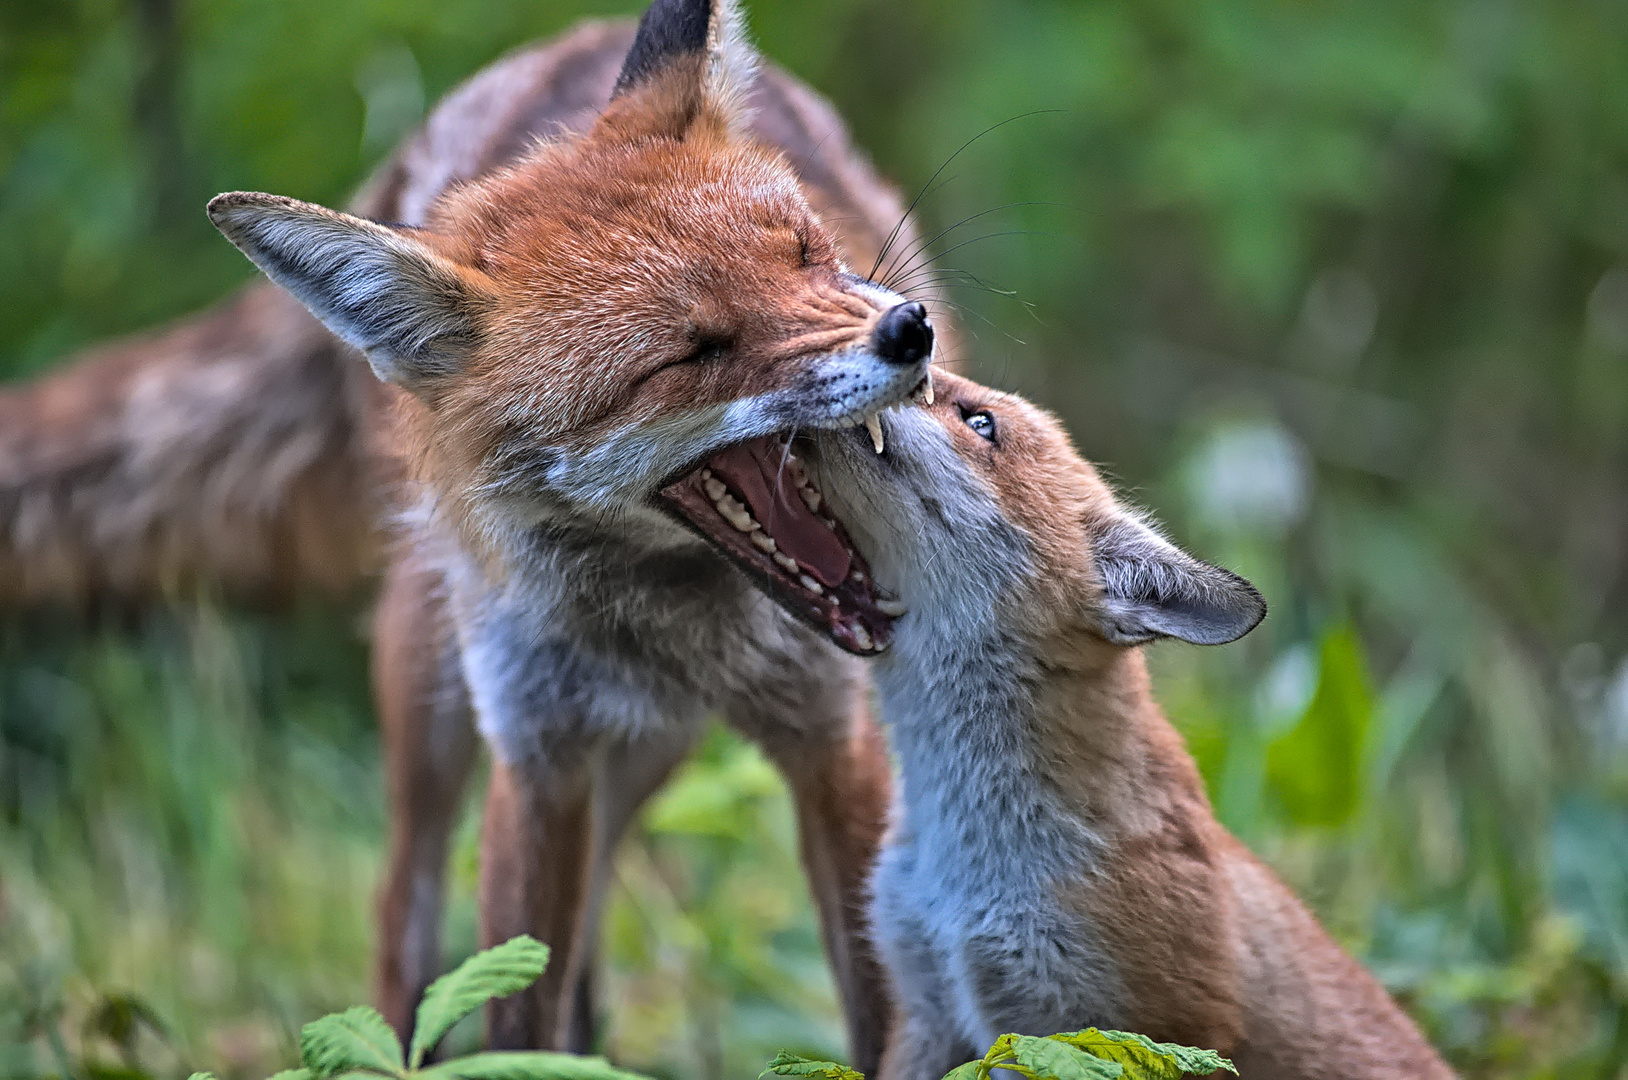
xmin=208 ymin=0 xmax=915 ymax=564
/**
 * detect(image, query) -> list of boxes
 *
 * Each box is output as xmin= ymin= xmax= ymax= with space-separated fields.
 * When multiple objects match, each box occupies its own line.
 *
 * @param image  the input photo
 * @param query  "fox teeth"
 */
xmin=774 ymin=552 xmax=800 ymax=573
xmin=750 ymin=532 xmax=777 ymax=553
xmin=865 ymin=413 xmax=885 ymax=454
xmin=717 ymin=493 xmax=758 ymax=533
xmin=875 ymin=598 xmax=908 ymax=617
xmin=909 ymin=370 xmax=935 ymax=406
xmin=852 ymin=624 xmax=874 ymax=651
xmin=703 ymin=475 xmax=728 ymax=502
xmin=799 ymin=574 xmax=824 ymax=595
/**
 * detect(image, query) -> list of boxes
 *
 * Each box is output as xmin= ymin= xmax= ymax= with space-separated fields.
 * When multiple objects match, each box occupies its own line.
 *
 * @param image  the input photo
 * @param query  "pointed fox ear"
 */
xmin=1090 ymin=516 xmax=1267 ymax=646
xmin=603 ymin=0 xmax=758 ymax=138
xmin=207 ymin=192 xmax=488 ymax=393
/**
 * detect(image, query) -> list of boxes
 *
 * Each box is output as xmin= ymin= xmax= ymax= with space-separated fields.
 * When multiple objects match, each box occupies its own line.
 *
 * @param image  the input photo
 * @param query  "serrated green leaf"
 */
xmin=410 ymin=937 xmax=551 ymax=1067
xmin=1007 ymin=1035 xmax=1123 ymax=1080
xmin=1049 ymin=1030 xmax=1236 ymax=1079
xmin=758 ymin=1050 xmax=864 ymax=1079
xmin=418 ymin=1051 xmax=651 ymax=1080
xmin=942 ymin=1063 xmax=985 ymax=1080
xmin=300 ymin=1006 xmax=404 ymax=1078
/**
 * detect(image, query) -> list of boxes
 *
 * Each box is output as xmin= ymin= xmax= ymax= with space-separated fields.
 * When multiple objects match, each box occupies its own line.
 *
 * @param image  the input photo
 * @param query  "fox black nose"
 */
xmin=872 ymin=301 xmax=934 ymax=366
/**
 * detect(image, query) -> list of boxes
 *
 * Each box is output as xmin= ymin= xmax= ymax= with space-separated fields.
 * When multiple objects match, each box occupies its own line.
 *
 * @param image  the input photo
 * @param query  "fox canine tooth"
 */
xmin=852 ymin=624 xmax=874 ymax=650
xmin=865 ymin=413 xmax=885 ymax=454
xmin=924 ymin=369 xmax=935 ymax=405
xmin=750 ymin=532 xmax=777 ymax=553
xmin=876 ymin=598 xmax=909 ymax=617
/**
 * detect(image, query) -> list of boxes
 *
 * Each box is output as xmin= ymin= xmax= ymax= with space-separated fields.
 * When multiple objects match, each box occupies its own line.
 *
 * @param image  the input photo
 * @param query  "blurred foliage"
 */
xmin=4 ymin=0 xmax=1628 ymax=1077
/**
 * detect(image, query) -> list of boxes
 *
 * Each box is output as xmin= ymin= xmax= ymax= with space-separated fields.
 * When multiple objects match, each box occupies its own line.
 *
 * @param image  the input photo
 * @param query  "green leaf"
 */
xmin=267 ymin=1071 xmax=315 ymax=1080
xmin=186 ymin=1074 xmax=217 ymax=1080
xmin=418 ymin=1051 xmax=651 ymax=1080
xmin=410 ymin=937 xmax=551 ymax=1067
xmin=1050 ymin=1030 xmax=1237 ymax=1079
xmin=942 ymin=1063 xmax=985 ymax=1080
xmin=1265 ymin=626 xmax=1373 ymax=828
xmin=299 ymin=1006 xmax=405 ymax=1079
xmin=1007 ymin=1035 xmax=1123 ymax=1080
xmin=759 ymin=1050 xmax=864 ymax=1079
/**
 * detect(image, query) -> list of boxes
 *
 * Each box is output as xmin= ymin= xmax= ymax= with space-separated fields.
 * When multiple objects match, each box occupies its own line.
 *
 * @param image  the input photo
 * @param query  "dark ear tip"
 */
xmin=1212 ymin=568 xmax=1268 ymax=645
xmin=206 ymin=191 xmax=287 ymax=226
xmin=613 ymin=0 xmax=715 ymax=96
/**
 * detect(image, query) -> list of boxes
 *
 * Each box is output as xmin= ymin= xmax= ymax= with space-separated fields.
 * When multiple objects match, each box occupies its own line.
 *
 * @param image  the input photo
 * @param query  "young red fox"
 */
xmin=667 ymin=369 xmax=1453 ymax=1078
xmin=196 ymin=0 xmax=939 ymax=1065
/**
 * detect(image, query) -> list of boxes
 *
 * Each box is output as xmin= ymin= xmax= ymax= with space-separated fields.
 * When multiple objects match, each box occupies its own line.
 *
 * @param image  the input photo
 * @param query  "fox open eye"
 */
xmin=960 ymin=406 xmax=997 ymax=443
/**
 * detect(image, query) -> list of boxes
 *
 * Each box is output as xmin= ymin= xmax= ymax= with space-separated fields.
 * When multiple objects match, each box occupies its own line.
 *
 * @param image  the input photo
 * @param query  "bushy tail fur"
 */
xmin=0 ymin=282 xmax=381 ymax=606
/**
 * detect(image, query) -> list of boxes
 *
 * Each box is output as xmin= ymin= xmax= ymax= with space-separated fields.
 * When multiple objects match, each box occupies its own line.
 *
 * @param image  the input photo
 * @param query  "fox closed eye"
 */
xmin=659 ymin=335 xmax=732 ymax=373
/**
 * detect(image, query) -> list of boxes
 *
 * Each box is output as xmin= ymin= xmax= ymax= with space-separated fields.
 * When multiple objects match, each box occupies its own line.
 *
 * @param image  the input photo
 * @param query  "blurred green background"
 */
xmin=4 ymin=0 xmax=1628 ymax=1077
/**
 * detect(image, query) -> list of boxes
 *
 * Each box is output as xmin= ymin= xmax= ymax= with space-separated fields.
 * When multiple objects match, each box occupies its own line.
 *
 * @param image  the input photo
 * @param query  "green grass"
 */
xmin=2 ymin=600 xmax=1626 ymax=1079
xmin=0 ymin=605 xmax=848 ymax=1080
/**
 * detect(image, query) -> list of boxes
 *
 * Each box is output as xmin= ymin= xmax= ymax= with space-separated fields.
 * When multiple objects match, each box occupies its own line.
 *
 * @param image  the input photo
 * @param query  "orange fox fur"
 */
xmin=798 ymin=370 xmax=1453 ymax=1079
xmin=3 ymin=6 xmax=925 ymax=1070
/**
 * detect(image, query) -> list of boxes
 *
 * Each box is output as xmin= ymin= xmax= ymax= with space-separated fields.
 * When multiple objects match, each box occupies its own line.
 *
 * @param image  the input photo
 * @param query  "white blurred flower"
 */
xmin=1599 ymin=657 xmax=1628 ymax=752
xmin=1256 ymin=644 xmax=1319 ymax=736
xmin=1183 ymin=420 xmax=1312 ymax=536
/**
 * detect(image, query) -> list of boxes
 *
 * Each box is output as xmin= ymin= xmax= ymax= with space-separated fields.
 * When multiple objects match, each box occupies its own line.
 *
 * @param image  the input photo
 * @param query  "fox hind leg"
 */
xmin=374 ymin=556 xmax=479 ymax=1048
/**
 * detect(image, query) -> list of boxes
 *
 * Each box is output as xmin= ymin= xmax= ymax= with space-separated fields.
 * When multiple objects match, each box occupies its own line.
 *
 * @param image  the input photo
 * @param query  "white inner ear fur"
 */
xmin=705 ymin=0 xmax=760 ymax=135
xmin=210 ymin=196 xmax=479 ymax=391
xmin=1092 ymin=514 xmax=1265 ymax=647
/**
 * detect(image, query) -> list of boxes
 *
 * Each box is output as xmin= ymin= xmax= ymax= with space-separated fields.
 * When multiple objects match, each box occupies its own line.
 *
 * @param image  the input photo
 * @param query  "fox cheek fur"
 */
xmin=206 ymin=12 xmax=919 ymax=547
xmin=805 ymin=373 xmax=1451 ymax=1080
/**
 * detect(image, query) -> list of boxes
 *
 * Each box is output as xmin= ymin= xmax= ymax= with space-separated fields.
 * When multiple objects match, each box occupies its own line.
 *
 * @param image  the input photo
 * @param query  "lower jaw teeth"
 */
xmin=852 ymin=625 xmax=874 ymax=650
xmin=751 ymin=532 xmax=777 ymax=553
xmin=799 ymin=574 xmax=824 ymax=595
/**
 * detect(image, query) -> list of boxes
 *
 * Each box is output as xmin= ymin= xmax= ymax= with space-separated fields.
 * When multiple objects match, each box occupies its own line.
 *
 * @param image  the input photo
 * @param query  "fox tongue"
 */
xmin=708 ymin=440 xmax=852 ymax=588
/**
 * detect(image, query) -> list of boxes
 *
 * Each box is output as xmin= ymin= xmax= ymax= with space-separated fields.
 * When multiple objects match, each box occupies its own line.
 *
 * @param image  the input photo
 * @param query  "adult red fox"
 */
xmin=2 ymin=0 xmax=938 ymax=1068
xmin=717 ymin=369 xmax=1450 ymax=1078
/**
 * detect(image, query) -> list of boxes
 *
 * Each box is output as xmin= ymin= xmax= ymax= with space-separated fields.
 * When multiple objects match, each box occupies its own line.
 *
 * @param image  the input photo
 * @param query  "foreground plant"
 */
xmin=764 ymin=1028 xmax=1236 ymax=1080
xmin=190 ymin=937 xmax=646 ymax=1080
xmin=189 ymin=936 xmax=1234 ymax=1080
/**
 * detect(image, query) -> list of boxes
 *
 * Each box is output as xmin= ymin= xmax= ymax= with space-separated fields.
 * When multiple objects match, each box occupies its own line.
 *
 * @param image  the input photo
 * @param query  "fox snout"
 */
xmin=871 ymin=301 xmax=934 ymax=369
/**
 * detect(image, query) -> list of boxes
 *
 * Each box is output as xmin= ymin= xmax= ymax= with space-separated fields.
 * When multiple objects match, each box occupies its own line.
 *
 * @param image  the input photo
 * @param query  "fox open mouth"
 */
xmin=658 ymin=430 xmax=907 ymax=657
